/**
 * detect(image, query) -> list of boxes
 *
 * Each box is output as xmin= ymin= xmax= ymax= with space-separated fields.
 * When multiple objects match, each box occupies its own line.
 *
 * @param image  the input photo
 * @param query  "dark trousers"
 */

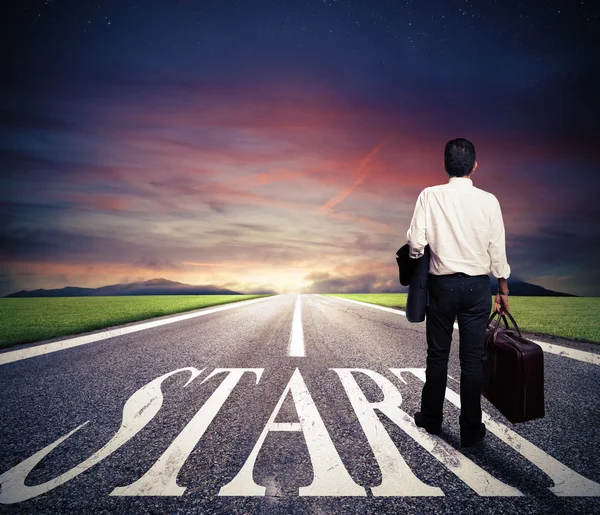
xmin=420 ymin=272 xmax=492 ymax=434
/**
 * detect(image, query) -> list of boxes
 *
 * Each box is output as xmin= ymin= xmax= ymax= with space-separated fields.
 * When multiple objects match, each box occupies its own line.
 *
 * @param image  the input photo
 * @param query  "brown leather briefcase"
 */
xmin=483 ymin=310 xmax=545 ymax=423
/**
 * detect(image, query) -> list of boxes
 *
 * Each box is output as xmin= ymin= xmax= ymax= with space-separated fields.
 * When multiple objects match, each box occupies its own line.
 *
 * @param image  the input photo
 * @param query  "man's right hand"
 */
xmin=494 ymin=293 xmax=509 ymax=314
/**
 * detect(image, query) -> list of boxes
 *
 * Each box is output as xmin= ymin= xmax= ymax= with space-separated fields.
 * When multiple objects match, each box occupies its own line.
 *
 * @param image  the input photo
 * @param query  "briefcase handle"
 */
xmin=487 ymin=310 xmax=522 ymax=340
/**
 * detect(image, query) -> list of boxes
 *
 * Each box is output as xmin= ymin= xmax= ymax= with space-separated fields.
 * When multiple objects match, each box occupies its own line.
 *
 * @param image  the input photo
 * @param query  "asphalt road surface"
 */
xmin=1 ymin=294 xmax=599 ymax=514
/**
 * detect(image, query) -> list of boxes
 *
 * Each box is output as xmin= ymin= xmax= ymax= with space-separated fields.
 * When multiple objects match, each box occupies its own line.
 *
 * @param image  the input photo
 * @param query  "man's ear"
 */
xmin=472 ymin=161 xmax=478 ymax=174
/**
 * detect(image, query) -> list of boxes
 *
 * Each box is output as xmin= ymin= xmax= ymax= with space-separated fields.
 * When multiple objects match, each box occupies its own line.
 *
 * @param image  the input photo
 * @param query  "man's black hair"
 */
xmin=444 ymin=138 xmax=476 ymax=177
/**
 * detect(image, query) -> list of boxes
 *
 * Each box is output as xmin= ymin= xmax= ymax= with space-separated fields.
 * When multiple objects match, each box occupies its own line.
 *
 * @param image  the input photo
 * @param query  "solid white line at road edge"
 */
xmin=324 ymin=295 xmax=600 ymax=366
xmin=0 ymin=295 xmax=279 ymax=366
xmin=288 ymin=294 xmax=305 ymax=357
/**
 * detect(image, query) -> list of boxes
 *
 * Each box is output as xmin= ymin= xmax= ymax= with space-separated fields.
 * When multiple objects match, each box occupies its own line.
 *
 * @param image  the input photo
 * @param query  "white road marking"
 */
xmin=219 ymin=368 xmax=365 ymax=496
xmin=334 ymin=368 xmax=522 ymax=497
xmin=112 ymin=369 xmax=263 ymax=497
xmin=0 ymin=367 xmax=203 ymax=504
xmin=0 ymin=295 xmax=277 ymax=366
xmin=288 ymin=294 xmax=305 ymax=357
xmin=450 ymin=321 xmax=600 ymax=366
xmin=326 ymin=295 xmax=600 ymax=366
xmin=2 ymin=365 xmax=599 ymax=501
xmin=393 ymin=368 xmax=600 ymax=497
xmin=322 ymin=295 xmax=406 ymax=317
xmin=526 ymin=339 xmax=599 ymax=366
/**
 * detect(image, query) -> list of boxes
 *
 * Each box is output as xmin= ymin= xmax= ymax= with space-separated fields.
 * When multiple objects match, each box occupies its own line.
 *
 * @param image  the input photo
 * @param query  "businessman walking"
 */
xmin=406 ymin=138 xmax=511 ymax=447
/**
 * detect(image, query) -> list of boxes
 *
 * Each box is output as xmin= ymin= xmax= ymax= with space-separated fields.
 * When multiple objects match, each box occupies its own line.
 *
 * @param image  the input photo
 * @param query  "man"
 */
xmin=406 ymin=138 xmax=510 ymax=447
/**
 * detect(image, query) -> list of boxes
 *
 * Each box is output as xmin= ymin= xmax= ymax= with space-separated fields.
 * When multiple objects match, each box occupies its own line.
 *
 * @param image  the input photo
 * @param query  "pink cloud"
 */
xmin=65 ymin=193 xmax=134 ymax=212
xmin=8 ymin=76 xmax=591 ymax=295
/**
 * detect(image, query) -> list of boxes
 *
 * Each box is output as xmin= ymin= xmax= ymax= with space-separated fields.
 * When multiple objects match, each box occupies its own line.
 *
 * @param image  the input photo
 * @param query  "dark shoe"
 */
xmin=461 ymin=423 xmax=486 ymax=447
xmin=414 ymin=412 xmax=441 ymax=434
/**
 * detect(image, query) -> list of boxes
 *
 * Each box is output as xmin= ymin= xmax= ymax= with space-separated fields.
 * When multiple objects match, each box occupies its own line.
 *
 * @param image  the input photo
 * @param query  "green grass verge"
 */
xmin=325 ymin=294 xmax=600 ymax=344
xmin=0 ymin=295 xmax=272 ymax=350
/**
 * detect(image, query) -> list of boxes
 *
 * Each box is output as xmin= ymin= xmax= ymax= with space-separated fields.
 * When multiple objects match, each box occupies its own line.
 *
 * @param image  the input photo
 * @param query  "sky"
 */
xmin=2 ymin=0 xmax=599 ymax=296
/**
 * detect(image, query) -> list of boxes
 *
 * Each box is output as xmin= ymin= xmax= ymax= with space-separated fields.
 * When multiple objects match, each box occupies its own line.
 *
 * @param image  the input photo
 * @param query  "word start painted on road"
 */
xmin=1 ymin=367 xmax=599 ymax=504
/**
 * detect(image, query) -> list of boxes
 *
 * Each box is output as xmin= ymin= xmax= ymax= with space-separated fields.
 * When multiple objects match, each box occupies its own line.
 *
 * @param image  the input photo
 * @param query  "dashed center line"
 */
xmin=288 ymin=294 xmax=305 ymax=357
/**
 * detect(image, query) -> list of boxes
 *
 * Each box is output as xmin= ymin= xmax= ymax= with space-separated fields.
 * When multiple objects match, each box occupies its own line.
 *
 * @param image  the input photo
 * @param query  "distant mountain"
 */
xmin=384 ymin=276 xmax=575 ymax=296
xmin=489 ymin=276 xmax=576 ymax=297
xmin=4 ymin=276 xmax=576 ymax=298
xmin=4 ymin=278 xmax=242 ymax=297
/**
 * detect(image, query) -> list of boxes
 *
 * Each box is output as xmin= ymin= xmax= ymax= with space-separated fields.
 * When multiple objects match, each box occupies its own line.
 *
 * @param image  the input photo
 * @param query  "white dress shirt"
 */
xmin=406 ymin=176 xmax=511 ymax=278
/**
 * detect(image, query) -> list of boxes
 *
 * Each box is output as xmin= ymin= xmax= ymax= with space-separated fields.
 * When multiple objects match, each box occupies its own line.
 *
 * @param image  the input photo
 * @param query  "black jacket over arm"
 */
xmin=396 ymin=244 xmax=430 ymax=323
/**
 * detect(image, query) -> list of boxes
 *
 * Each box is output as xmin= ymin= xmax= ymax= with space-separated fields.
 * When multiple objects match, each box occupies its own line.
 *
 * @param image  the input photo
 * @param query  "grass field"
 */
xmin=0 ymin=295 xmax=271 ymax=350
xmin=326 ymin=294 xmax=600 ymax=344
xmin=1 ymin=293 xmax=598 ymax=351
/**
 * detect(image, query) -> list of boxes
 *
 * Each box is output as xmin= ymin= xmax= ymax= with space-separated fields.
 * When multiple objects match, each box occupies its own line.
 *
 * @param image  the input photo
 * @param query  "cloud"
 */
xmin=132 ymin=257 xmax=185 ymax=271
xmin=3 ymin=61 xmax=600 ymax=296
xmin=302 ymin=270 xmax=406 ymax=294
xmin=320 ymin=136 xmax=390 ymax=214
xmin=65 ymin=193 xmax=134 ymax=212
xmin=238 ymin=285 xmax=278 ymax=295
xmin=506 ymin=222 xmax=600 ymax=296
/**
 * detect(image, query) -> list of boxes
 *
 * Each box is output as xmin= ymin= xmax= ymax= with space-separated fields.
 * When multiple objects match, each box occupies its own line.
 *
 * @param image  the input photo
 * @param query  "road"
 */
xmin=0 ymin=294 xmax=599 ymax=514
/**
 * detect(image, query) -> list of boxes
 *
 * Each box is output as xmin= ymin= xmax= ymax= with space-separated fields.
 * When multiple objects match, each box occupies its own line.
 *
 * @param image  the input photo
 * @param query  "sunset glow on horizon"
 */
xmin=2 ymin=1 xmax=598 ymax=296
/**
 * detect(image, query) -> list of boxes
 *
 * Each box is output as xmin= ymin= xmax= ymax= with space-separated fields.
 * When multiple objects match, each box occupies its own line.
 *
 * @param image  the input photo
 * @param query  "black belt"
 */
xmin=431 ymin=272 xmax=489 ymax=278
